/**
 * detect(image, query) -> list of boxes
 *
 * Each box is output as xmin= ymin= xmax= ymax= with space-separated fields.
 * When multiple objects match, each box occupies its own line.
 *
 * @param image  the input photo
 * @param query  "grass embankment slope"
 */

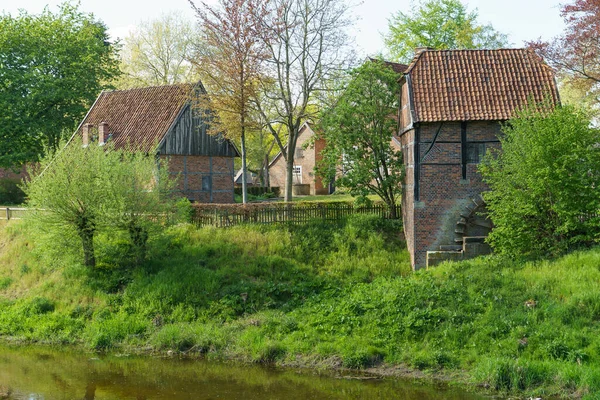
xmin=2 ymin=217 xmax=600 ymax=398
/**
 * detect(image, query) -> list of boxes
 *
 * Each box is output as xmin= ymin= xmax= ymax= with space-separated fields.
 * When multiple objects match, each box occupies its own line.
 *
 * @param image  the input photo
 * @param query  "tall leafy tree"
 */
xmin=254 ymin=0 xmax=356 ymax=201
xmin=189 ymin=0 xmax=268 ymax=204
xmin=319 ymin=61 xmax=404 ymax=218
xmin=115 ymin=12 xmax=199 ymax=88
xmin=0 ymin=3 xmax=120 ymax=168
xmin=529 ymin=0 xmax=600 ymax=116
xmin=385 ymin=0 xmax=508 ymax=63
xmin=479 ymin=103 xmax=600 ymax=258
xmin=246 ymin=126 xmax=278 ymax=188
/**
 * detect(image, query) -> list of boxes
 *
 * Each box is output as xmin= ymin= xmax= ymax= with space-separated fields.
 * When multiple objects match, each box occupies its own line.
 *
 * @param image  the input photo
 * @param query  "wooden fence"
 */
xmin=0 ymin=207 xmax=28 ymax=220
xmin=192 ymin=202 xmax=401 ymax=227
xmin=0 ymin=202 xmax=401 ymax=227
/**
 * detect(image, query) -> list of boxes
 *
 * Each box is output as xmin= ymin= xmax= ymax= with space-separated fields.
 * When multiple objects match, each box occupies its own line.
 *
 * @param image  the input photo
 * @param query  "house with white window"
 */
xmin=268 ymin=122 xmax=332 ymax=196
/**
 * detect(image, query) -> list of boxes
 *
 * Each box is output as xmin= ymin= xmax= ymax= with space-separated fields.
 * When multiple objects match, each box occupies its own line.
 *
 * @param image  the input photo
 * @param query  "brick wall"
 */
xmin=313 ymin=137 xmax=327 ymax=195
xmin=0 ymin=165 xmax=29 ymax=181
xmin=161 ymin=155 xmax=235 ymax=203
xmin=401 ymin=120 xmax=501 ymax=268
xmin=399 ymin=129 xmax=416 ymax=266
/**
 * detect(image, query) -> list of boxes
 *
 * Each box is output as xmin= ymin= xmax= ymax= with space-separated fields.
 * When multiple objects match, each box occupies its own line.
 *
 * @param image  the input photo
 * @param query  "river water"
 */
xmin=0 ymin=344 xmax=488 ymax=399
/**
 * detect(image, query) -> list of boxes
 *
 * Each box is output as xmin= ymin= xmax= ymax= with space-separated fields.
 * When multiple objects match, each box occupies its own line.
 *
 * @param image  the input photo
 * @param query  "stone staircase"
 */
xmin=426 ymin=195 xmax=492 ymax=268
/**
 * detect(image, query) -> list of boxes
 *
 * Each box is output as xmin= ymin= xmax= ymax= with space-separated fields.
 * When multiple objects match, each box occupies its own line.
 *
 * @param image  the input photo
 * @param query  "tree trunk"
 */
xmin=285 ymin=156 xmax=294 ymax=202
xmin=389 ymin=201 xmax=397 ymax=219
xmin=78 ymin=226 xmax=96 ymax=268
xmin=241 ymin=129 xmax=248 ymax=204
xmin=264 ymin=153 xmax=270 ymax=189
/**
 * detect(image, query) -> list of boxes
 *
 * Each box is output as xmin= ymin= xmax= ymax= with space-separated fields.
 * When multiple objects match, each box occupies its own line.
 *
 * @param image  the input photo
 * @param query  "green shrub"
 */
xmin=22 ymin=297 xmax=55 ymax=315
xmin=480 ymin=103 xmax=600 ymax=258
xmin=174 ymin=198 xmax=194 ymax=223
xmin=0 ymin=178 xmax=25 ymax=205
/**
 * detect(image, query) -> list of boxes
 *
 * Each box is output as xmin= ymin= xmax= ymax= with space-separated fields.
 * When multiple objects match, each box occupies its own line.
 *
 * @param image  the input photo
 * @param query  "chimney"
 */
xmin=82 ymin=123 xmax=93 ymax=146
xmin=98 ymin=122 xmax=109 ymax=145
xmin=415 ymin=46 xmax=435 ymax=56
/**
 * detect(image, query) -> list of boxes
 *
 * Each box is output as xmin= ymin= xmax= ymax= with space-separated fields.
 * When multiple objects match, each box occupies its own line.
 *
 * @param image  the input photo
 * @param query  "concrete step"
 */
xmin=440 ymin=245 xmax=463 ymax=251
xmin=463 ymin=236 xmax=487 ymax=243
xmin=471 ymin=218 xmax=493 ymax=229
xmin=472 ymin=195 xmax=485 ymax=207
xmin=427 ymin=250 xmax=464 ymax=268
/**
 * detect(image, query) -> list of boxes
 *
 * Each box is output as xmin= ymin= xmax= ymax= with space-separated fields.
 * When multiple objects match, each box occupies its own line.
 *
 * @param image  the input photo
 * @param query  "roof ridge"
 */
xmin=404 ymin=48 xmax=538 ymax=73
xmin=405 ymin=47 xmax=559 ymax=122
xmin=413 ymin=47 xmax=527 ymax=53
xmin=104 ymin=82 xmax=195 ymax=94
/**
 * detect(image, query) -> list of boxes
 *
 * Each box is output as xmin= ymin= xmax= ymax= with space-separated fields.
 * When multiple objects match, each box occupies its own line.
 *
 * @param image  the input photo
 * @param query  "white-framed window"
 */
xmin=293 ymin=165 xmax=302 ymax=184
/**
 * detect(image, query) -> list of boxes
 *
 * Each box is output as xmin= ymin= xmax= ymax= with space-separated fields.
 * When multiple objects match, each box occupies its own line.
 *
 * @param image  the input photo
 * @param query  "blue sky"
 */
xmin=1 ymin=0 xmax=566 ymax=57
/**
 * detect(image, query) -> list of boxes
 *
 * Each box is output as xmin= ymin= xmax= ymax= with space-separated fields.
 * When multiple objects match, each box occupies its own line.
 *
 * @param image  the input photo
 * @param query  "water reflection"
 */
xmin=0 ymin=344 xmax=488 ymax=400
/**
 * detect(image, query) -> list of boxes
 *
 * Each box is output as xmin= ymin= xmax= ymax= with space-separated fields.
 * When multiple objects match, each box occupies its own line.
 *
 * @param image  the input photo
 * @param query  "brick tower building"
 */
xmin=397 ymin=49 xmax=559 ymax=269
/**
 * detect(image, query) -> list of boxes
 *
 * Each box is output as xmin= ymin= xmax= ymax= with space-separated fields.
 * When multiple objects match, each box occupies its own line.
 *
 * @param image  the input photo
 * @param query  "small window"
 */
xmin=295 ymin=148 xmax=304 ymax=159
xmin=202 ymin=176 xmax=212 ymax=191
xmin=467 ymin=143 xmax=486 ymax=164
xmin=292 ymin=165 xmax=302 ymax=184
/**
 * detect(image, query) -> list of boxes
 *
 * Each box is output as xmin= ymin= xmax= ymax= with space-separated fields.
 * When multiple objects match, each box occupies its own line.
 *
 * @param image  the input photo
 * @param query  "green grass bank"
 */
xmin=2 ymin=216 xmax=600 ymax=398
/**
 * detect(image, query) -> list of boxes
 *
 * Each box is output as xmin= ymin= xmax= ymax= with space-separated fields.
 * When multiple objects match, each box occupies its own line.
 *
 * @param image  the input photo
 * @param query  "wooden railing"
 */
xmin=0 ymin=202 xmax=402 ymax=227
xmin=0 ymin=207 xmax=28 ymax=220
xmin=192 ymin=202 xmax=401 ymax=227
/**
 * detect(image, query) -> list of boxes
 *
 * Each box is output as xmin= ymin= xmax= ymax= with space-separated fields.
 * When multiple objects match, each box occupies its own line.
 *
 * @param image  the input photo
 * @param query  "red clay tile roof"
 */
xmin=405 ymin=49 xmax=559 ymax=122
xmin=78 ymin=83 xmax=193 ymax=152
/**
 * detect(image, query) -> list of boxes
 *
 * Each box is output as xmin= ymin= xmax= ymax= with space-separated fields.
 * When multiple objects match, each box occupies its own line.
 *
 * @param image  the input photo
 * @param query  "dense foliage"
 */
xmin=22 ymin=137 xmax=176 ymax=268
xmin=384 ymin=0 xmax=508 ymax=63
xmin=529 ymin=0 xmax=600 ymax=116
xmin=115 ymin=12 xmax=198 ymax=88
xmin=0 ymin=179 xmax=25 ymax=205
xmin=0 ymin=3 xmax=120 ymax=168
xmin=480 ymin=104 xmax=600 ymax=258
xmin=319 ymin=61 xmax=403 ymax=217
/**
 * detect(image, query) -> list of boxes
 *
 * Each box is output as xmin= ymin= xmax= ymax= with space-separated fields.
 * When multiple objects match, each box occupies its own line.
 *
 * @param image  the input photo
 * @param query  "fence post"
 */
xmin=5 ymin=207 xmax=9 ymax=221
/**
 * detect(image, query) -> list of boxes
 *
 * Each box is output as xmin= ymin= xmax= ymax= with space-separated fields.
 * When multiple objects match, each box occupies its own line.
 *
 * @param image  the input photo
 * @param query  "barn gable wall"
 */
xmin=158 ymin=105 xmax=238 ymax=158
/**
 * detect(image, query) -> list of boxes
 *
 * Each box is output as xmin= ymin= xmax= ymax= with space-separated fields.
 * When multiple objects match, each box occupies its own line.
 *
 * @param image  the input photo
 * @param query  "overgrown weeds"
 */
xmin=4 ymin=216 xmax=600 ymax=397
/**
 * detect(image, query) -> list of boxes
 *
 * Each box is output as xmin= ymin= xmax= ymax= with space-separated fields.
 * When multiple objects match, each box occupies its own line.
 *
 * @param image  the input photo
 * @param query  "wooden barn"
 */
xmin=76 ymin=83 xmax=239 ymax=203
